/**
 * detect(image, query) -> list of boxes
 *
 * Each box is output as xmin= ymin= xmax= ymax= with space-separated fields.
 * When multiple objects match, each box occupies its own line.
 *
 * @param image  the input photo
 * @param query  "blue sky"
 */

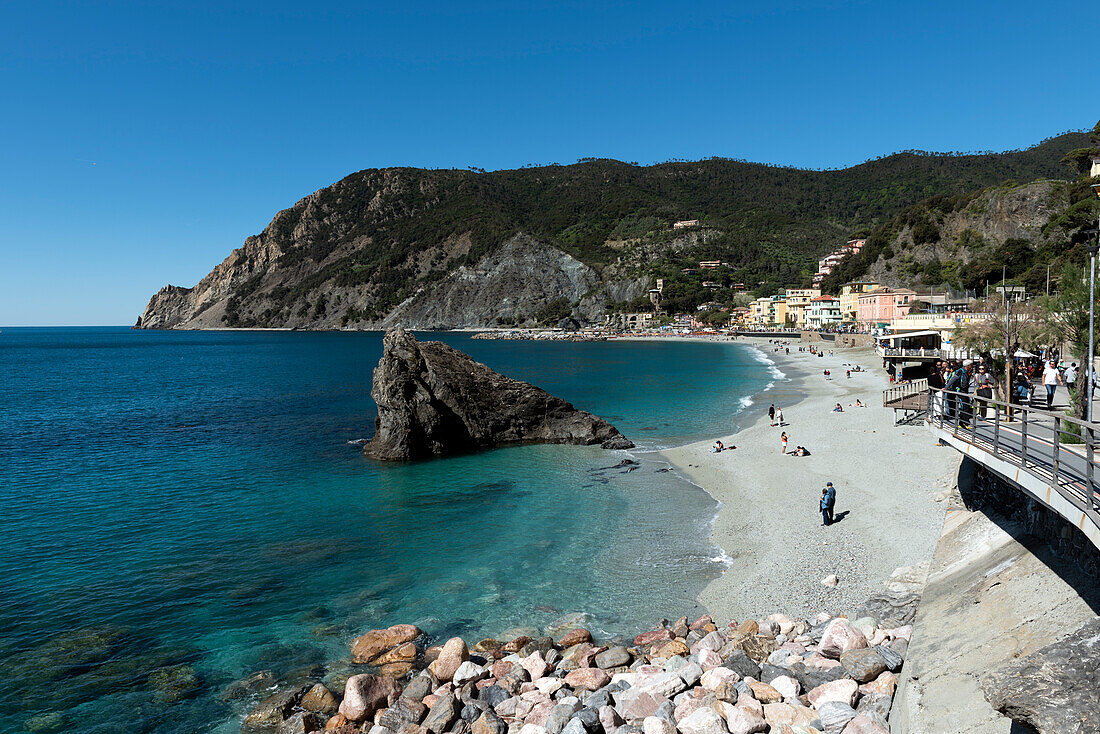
xmin=1 ymin=0 xmax=1096 ymax=326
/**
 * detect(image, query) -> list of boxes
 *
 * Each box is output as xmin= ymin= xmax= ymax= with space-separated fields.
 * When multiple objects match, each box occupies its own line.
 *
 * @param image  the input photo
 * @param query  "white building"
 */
xmin=804 ymin=295 xmax=842 ymax=329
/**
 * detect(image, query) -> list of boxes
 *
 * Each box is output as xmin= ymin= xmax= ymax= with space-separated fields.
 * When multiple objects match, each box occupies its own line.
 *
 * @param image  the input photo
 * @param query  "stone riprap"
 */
xmin=237 ymin=604 xmax=912 ymax=734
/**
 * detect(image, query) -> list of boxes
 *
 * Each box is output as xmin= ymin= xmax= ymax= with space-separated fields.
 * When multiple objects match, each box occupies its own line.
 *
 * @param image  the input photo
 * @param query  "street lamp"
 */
xmin=1088 ymin=183 xmax=1100 ymax=421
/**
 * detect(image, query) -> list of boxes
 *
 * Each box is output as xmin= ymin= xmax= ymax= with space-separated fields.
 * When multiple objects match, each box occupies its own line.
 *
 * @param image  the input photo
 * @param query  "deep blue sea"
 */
xmin=0 ymin=328 xmax=778 ymax=733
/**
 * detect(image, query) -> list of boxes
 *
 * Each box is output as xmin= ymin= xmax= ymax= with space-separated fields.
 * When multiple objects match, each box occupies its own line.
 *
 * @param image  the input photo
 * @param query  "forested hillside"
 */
xmin=822 ymin=123 xmax=1100 ymax=296
xmin=137 ymin=129 xmax=1091 ymax=330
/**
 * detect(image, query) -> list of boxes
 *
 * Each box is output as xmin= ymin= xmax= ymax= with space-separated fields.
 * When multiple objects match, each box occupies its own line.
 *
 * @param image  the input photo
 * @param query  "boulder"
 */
xmin=366 ymin=329 xmax=633 ymax=460
xmin=276 ymin=712 xmax=318 ymax=734
xmin=745 ymin=679 xmax=782 ymax=704
xmin=429 ymin=638 xmax=470 ymax=682
xmin=243 ymin=686 xmax=307 ymax=731
xmin=614 ymin=687 xmax=669 ymax=720
xmin=806 ymin=679 xmax=858 ymax=709
xmin=559 ymin=629 xmax=593 ymax=647
xmin=816 ymin=701 xmax=856 ymax=734
xmin=352 ymin=625 xmax=423 ymax=664
xmin=840 ymin=714 xmax=889 ymax=734
xmin=595 ymin=647 xmax=631 ymax=669
xmin=768 ymin=676 xmax=800 ymax=700
xmin=379 ymin=698 xmax=428 ymax=729
xmin=634 ymin=630 xmax=674 ymax=647
xmin=599 ymin=705 xmax=625 ymax=734
xmin=521 ymin=652 xmax=549 ymax=681
xmin=699 ymin=667 xmax=739 ymax=692
xmin=838 ymin=649 xmax=885 ymax=683
xmin=473 ymin=712 xmax=507 ymax=734
xmin=761 ymin=703 xmax=818 ymax=730
xmin=981 ymin=617 xmax=1100 ymax=734
xmin=642 ymin=716 xmax=676 ymax=734
xmin=857 ymin=672 xmax=896 ymax=699
xmin=375 ymin=642 xmax=419 ymax=666
xmin=565 ymin=668 xmax=611 ymax=691
xmin=817 ymin=620 xmax=867 ymax=660
xmin=453 ymin=662 xmax=488 ymax=686
xmin=721 ymin=704 xmax=768 ymax=734
xmin=676 ymin=706 xmax=727 ymax=734
xmin=340 ymin=675 xmax=402 ymax=722
xmin=721 ymin=650 xmax=761 ymax=680
xmin=423 ymin=694 xmax=460 ymax=734
xmin=301 ymin=683 xmax=339 ymax=714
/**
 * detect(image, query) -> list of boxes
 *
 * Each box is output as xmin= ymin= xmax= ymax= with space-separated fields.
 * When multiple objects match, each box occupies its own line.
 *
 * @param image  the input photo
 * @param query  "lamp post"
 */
xmin=1089 ymin=184 xmax=1100 ymax=421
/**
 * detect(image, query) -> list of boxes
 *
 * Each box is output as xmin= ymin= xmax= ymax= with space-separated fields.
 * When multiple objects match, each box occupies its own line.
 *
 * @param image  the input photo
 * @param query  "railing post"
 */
xmin=953 ymin=392 xmax=961 ymax=434
xmin=1021 ymin=408 xmax=1028 ymax=465
xmin=1087 ymin=424 xmax=1096 ymax=511
xmin=1053 ymin=416 xmax=1060 ymax=489
xmin=993 ymin=403 xmax=1000 ymax=455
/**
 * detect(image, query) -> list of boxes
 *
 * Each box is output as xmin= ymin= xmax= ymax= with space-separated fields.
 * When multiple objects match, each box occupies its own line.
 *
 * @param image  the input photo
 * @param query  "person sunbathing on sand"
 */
xmin=833 ymin=403 xmax=843 ymax=412
xmin=793 ymin=445 xmax=811 ymax=456
xmin=849 ymin=399 xmax=865 ymax=408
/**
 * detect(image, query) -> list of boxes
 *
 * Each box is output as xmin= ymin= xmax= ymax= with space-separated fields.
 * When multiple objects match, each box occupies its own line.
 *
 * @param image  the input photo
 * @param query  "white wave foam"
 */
xmin=738 ymin=395 xmax=754 ymax=410
xmin=747 ymin=345 xmax=787 ymax=382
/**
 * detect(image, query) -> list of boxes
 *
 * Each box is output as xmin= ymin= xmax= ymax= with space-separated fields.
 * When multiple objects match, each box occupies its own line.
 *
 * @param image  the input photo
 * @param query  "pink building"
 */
xmin=856 ymin=287 xmax=917 ymax=328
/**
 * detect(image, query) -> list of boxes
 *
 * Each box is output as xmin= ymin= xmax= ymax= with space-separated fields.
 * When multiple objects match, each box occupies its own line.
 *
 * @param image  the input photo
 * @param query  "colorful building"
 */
xmin=839 ymin=280 xmax=879 ymax=320
xmin=804 ymin=295 xmax=842 ymax=329
xmin=856 ymin=287 xmax=917 ymax=329
xmin=784 ymin=288 xmax=821 ymax=327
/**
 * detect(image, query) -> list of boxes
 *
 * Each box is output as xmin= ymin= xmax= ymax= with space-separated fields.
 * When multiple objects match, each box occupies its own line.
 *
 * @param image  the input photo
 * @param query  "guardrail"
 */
xmin=883 ymin=378 xmax=929 ymax=407
xmin=880 ymin=347 xmax=943 ymax=358
xmin=927 ymin=388 xmax=1100 ymax=549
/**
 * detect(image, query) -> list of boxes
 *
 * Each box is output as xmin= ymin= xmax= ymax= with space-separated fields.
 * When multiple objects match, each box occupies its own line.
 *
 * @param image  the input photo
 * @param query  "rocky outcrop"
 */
xmin=381 ymin=235 xmax=600 ymax=330
xmin=981 ymin=617 xmax=1100 ymax=734
xmin=366 ymin=329 xmax=633 ymax=460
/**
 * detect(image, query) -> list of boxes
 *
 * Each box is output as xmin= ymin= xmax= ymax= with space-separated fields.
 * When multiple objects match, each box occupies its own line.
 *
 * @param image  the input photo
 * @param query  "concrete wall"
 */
xmin=834 ymin=333 xmax=874 ymax=348
xmin=891 ymin=457 xmax=1100 ymax=733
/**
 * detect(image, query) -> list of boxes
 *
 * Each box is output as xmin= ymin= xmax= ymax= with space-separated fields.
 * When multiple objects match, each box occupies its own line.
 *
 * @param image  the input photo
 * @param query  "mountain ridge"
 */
xmin=137 ymin=130 xmax=1090 ymax=330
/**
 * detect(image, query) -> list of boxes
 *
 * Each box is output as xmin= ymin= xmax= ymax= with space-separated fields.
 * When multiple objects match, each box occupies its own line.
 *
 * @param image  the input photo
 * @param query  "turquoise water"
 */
xmin=0 ymin=328 xmax=775 ymax=733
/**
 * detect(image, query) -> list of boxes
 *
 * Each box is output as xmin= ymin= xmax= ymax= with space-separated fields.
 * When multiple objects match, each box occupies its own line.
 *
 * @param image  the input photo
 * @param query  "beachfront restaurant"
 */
xmin=877 ymin=330 xmax=942 ymax=380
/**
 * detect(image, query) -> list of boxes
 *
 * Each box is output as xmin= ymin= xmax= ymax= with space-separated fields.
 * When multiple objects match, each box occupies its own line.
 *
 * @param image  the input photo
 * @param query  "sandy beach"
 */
xmin=659 ymin=337 xmax=959 ymax=620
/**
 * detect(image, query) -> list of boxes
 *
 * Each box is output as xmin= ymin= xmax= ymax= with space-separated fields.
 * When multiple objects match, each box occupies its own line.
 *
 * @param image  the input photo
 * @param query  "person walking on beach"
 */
xmin=821 ymin=482 xmax=836 ymax=525
xmin=775 ymin=406 xmax=784 ymax=426
xmin=769 ymin=404 xmax=776 ymax=426
xmin=780 ymin=432 xmax=789 ymax=454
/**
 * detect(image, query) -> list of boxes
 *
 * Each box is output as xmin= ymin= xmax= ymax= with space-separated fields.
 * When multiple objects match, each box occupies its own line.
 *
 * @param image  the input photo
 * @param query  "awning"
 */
xmin=882 ymin=330 xmax=941 ymax=341
xmin=1014 ymin=349 xmax=1038 ymax=358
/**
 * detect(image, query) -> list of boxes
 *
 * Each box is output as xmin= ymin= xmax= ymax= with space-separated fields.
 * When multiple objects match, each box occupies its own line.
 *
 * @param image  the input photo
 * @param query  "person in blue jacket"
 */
xmin=821 ymin=482 xmax=836 ymax=525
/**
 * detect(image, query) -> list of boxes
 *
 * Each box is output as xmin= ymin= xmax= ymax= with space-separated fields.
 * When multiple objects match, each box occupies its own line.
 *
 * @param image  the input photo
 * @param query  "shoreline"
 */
xmin=659 ymin=337 xmax=958 ymax=621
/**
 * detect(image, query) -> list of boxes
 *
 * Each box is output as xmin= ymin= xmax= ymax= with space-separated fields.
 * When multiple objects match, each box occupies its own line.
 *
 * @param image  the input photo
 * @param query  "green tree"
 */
xmin=1038 ymin=262 xmax=1100 ymax=418
xmin=955 ymin=297 xmax=1053 ymax=398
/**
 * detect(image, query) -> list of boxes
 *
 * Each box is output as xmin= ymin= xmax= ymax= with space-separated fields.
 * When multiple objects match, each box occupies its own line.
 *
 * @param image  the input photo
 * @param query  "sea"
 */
xmin=0 ymin=327 xmax=782 ymax=733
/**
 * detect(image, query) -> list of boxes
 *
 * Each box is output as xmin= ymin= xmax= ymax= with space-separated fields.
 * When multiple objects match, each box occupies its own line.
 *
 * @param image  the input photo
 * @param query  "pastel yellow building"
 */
xmin=784 ymin=288 xmax=820 ymax=327
xmin=773 ymin=296 xmax=789 ymax=327
xmin=839 ymin=280 xmax=879 ymax=321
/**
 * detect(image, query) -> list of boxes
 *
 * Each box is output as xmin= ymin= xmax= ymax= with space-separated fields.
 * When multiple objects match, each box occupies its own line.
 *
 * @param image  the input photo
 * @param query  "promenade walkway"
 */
xmin=926 ymin=389 xmax=1100 ymax=550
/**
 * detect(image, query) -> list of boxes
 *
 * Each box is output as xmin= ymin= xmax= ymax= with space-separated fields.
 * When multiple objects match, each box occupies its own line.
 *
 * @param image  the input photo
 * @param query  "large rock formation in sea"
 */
xmin=366 ymin=329 xmax=633 ymax=460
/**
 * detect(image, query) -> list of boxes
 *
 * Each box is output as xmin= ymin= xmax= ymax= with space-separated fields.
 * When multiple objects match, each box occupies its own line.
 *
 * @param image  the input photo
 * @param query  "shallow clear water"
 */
xmin=0 ymin=328 xmax=774 ymax=733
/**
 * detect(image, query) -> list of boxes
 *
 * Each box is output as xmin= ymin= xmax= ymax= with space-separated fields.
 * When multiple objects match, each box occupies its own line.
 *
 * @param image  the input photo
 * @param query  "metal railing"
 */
xmin=927 ymin=388 xmax=1100 ymax=527
xmin=880 ymin=347 xmax=943 ymax=358
xmin=883 ymin=378 xmax=929 ymax=407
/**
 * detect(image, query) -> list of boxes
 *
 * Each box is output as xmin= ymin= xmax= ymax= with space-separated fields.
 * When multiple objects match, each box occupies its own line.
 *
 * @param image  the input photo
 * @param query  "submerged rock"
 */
xmin=366 ymin=329 xmax=633 ymax=461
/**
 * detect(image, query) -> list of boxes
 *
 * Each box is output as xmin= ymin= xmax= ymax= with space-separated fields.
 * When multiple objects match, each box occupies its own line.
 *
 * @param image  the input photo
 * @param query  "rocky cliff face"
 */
xmin=863 ymin=181 xmax=1066 ymax=288
xmin=366 ymin=329 xmax=633 ymax=460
